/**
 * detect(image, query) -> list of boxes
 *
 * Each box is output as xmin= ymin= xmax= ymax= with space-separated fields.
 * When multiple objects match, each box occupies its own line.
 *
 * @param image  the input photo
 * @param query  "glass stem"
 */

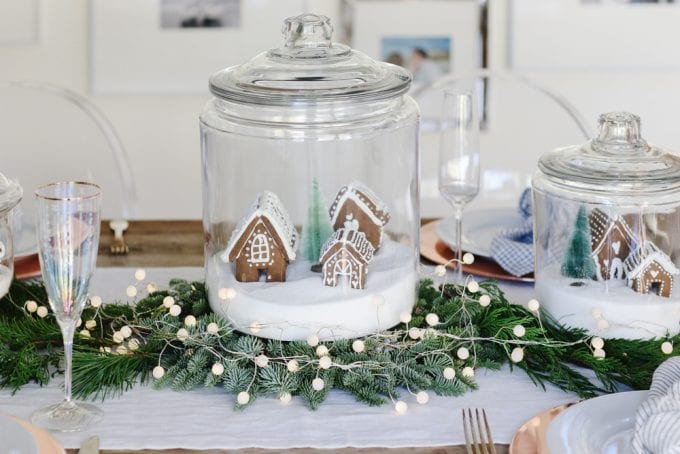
xmin=58 ymin=319 xmax=75 ymax=404
xmin=453 ymin=204 xmax=464 ymax=283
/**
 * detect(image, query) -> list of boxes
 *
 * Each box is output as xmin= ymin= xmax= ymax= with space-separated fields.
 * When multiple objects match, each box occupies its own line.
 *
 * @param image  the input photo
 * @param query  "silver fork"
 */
xmin=109 ymin=219 xmax=129 ymax=255
xmin=462 ymin=408 xmax=497 ymax=454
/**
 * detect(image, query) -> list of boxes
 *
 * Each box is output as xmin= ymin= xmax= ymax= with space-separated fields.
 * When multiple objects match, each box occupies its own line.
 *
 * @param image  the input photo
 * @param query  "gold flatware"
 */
xmin=462 ymin=408 xmax=497 ymax=454
xmin=109 ymin=219 xmax=129 ymax=255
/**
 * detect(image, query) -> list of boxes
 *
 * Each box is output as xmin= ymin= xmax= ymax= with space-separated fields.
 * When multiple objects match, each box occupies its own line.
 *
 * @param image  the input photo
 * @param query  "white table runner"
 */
xmin=0 ymin=267 xmax=580 ymax=450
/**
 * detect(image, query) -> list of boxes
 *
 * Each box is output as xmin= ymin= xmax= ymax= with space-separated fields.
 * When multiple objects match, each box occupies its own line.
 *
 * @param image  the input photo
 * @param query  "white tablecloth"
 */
xmin=0 ymin=267 xmax=579 ymax=450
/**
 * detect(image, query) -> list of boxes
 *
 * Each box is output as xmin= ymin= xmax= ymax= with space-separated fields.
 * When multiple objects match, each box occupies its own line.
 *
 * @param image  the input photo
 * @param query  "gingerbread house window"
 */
xmin=250 ymin=234 xmax=270 ymax=263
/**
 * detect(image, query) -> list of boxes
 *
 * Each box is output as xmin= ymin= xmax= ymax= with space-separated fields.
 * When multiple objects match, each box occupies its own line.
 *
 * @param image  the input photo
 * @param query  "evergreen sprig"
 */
xmin=1 ymin=276 xmax=677 ymax=410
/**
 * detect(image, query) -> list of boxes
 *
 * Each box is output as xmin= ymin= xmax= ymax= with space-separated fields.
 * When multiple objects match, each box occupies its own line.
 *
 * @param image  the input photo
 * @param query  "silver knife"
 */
xmin=78 ymin=436 xmax=99 ymax=454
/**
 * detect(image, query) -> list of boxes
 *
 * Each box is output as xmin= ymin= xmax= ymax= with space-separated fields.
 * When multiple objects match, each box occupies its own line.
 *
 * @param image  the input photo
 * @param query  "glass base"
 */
xmin=31 ymin=400 xmax=102 ymax=432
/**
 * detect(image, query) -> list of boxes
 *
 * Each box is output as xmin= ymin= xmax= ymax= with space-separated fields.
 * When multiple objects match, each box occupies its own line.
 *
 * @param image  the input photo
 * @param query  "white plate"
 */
xmin=546 ymin=390 xmax=648 ymax=454
xmin=435 ymin=208 xmax=525 ymax=258
xmin=0 ymin=414 xmax=38 ymax=454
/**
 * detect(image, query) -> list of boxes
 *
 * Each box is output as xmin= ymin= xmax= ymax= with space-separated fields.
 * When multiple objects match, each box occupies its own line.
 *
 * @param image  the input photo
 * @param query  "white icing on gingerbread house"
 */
xmin=328 ymin=181 xmax=390 ymax=250
xmin=589 ymin=208 xmax=639 ymax=281
xmin=223 ymin=191 xmax=298 ymax=282
xmin=319 ymin=223 xmax=375 ymax=290
xmin=623 ymin=241 xmax=679 ymax=298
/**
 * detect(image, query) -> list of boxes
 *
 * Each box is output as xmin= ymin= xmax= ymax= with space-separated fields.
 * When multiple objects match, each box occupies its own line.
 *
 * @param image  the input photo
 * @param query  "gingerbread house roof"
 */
xmin=589 ymin=208 xmax=637 ymax=254
xmin=225 ymin=191 xmax=298 ymax=261
xmin=320 ymin=227 xmax=375 ymax=265
xmin=329 ymin=181 xmax=390 ymax=227
xmin=623 ymin=241 xmax=679 ymax=279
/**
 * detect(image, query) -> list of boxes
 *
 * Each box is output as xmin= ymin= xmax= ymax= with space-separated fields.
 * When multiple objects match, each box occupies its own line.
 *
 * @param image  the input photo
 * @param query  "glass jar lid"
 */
xmin=537 ymin=112 xmax=680 ymax=196
xmin=209 ymin=13 xmax=411 ymax=106
xmin=0 ymin=172 xmax=22 ymax=213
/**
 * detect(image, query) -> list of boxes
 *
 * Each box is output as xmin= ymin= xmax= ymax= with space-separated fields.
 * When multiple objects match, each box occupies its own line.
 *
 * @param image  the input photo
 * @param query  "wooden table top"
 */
xmin=85 ymin=220 xmax=510 ymax=454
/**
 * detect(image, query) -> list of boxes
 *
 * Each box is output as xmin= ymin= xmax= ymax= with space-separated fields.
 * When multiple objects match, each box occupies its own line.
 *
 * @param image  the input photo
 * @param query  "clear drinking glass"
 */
xmin=438 ymin=91 xmax=480 ymax=281
xmin=31 ymin=181 xmax=102 ymax=432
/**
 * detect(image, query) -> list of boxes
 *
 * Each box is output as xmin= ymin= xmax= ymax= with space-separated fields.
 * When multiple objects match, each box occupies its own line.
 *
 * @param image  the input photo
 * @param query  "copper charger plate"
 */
xmin=420 ymin=221 xmax=534 ymax=283
xmin=509 ymin=402 xmax=578 ymax=454
xmin=14 ymin=253 xmax=41 ymax=280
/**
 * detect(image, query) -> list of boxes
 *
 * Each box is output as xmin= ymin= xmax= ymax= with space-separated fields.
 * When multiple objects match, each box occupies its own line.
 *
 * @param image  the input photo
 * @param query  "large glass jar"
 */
xmin=533 ymin=112 xmax=680 ymax=339
xmin=200 ymin=14 xmax=419 ymax=341
xmin=0 ymin=172 xmax=22 ymax=296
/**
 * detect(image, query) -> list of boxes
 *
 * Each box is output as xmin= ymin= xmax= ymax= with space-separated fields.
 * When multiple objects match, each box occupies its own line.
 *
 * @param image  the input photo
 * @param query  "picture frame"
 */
xmin=510 ymin=0 xmax=680 ymax=70
xmin=90 ymin=0 xmax=336 ymax=94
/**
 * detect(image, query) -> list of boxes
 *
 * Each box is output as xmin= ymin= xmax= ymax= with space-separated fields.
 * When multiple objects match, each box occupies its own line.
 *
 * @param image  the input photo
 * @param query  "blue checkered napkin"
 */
xmin=489 ymin=189 xmax=534 ymax=277
xmin=633 ymin=357 xmax=680 ymax=454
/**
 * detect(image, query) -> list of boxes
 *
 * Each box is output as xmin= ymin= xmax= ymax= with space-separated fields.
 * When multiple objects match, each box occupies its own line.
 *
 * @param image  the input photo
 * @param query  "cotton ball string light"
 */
xmin=90 ymin=296 xmax=102 ymax=308
xmin=249 ymin=321 xmax=262 ymax=334
xmin=206 ymin=322 xmax=219 ymax=335
xmin=462 ymin=366 xmax=475 ymax=378
xmin=593 ymin=348 xmax=606 ymax=359
xmin=184 ymin=315 xmax=197 ymax=327
xmin=511 ymin=347 xmax=524 ymax=363
xmin=312 ymin=377 xmax=325 ymax=391
xmin=527 ymin=299 xmax=540 ymax=312
xmin=218 ymin=287 xmax=237 ymax=300
xmin=434 ymin=265 xmax=447 ymax=277
xmin=211 ymin=363 xmax=225 ymax=376
xmin=255 ymin=354 xmax=269 ymax=368
xmin=79 ymin=329 xmax=90 ymax=338
xmin=394 ymin=401 xmax=408 ymax=415
xmin=126 ymin=285 xmax=138 ymax=298
xmin=463 ymin=252 xmax=475 ymax=264
xmin=120 ymin=325 xmax=132 ymax=338
xmin=425 ymin=313 xmax=440 ymax=326
xmin=316 ymin=345 xmax=329 ymax=357
xmin=416 ymin=391 xmax=429 ymax=405
xmin=661 ymin=342 xmax=673 ymax=355
xmin=287 ymin=359 xmax=299 ymax=373
xmin=371 ymin=294 xmax=385 ymax=306
xmin=176 ymin=328 xmax=189 ymax=341
xmin=408 ymin=327 xmax=422 ymax=340
xmin=128 ymin=338 xmax=140 ymax=351
xmin=237 ymin=391 xmax=250 ymax=405
xmin=479 ymin=294 xmax=491 ymax=307
xmin=76 ymin=318 xmax=83 ymax=328
xmin=146 ymin=283 xmax=157 ymax=294
xmin=85 ymin=319 xmax=97 ymax=330
xmin=306 ymin=334 xmax=320 ymax=347
xmin=597 ymin=319 xmax=610 ymax=330
xmin=400 ymin=312 xmax=412 ymax=324
xmin=279 ymin=392 xmax=292 ymax=404
xmin=467 ymin=280 xmax=480 ymax=293
xmin=513 ymin=325 xmax=526 ymax=338
xmin=36 ymin=306 xmax=48 ymax=318
xmin=152 ymin=366 xmax=165 ymax=379
xmin=352 ymin=340 xmax=365 ymax=353
xmin=591 ymin=337 xmax=605 ymax=350
xmin=456 ymin=347 xmax=470 ymax=360
xmin=134 ymin=268 xmax=146 ymax=281
xmin=443 ymin=367 xmax=456 ymax=380
xmin=116 ymin=346 xmax=128 ymax=355
xmin=169 ymin=304 xmax=181 ymax=316
xmin=319 ymin=356 xmax=332 ymax=369
xmin=162 ymin=296 xmax=175 ymax=308
xmin=24 ymin=300 xmax=38 ymax=313
xmin=112 ymin=331 xmax=125 ymax=344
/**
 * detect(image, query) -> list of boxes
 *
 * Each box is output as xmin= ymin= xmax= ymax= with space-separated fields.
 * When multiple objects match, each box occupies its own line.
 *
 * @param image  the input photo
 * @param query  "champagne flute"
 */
xmin=438 ymin=90 xmax=480 ymax=282
xmin=31 ymin=181 xmax=102 ymax=432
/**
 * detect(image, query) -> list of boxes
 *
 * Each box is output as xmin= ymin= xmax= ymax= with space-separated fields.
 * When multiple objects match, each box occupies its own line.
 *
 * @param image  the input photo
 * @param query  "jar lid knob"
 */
xmin=593 ymin=111 xmax=648 ymax=154
xmin=282 ymin=13 xmax=333 ymax=48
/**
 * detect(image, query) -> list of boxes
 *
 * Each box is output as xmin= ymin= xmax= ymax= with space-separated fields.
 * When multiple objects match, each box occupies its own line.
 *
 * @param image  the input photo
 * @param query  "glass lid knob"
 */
xmin=592 ymin=111 xmax=649 ymax=155
xmin=283 ymin=13 xmax=333 ymax=48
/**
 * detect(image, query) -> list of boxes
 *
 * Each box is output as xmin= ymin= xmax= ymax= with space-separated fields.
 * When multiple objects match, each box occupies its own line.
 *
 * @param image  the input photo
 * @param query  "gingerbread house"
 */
xmin=589 ymin=208 xmax=639 ymax=281
xmin=224 ymin=191 xmax=298 ymax=282
xmin=329 ymin=182 xmax=390 ymax=250
xmin=320 ymin=227 xmax=375 ymax=290
xmin=623 ymin=241 xmax=679 ymax=298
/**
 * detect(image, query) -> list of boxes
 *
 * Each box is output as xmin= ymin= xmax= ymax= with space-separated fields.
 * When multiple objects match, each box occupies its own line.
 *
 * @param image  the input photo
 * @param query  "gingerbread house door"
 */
xmin=250 ymin=233 xmax=270 ymax=265
xmin=333 ymin=258 xmax=353 ymax=284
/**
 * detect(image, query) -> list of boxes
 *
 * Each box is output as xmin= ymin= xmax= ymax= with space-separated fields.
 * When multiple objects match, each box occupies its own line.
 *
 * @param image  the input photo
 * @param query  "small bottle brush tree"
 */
xmin=301 ymin=180 xmax=333 ymax=268
xmin=561 ymin=206 xmax=596 ymax=280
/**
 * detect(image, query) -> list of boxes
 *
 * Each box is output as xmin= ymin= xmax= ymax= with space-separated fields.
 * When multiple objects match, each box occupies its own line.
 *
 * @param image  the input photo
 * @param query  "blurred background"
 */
xmin=2 ymin=0 xmax=680 ymax=220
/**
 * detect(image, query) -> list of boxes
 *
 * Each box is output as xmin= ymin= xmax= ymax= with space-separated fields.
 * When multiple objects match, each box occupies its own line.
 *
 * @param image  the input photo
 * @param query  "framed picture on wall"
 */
xmin=90 ymin=0 xmax=341 ymax=94
xmin=510 ymin=0 xmax=680 ymax=70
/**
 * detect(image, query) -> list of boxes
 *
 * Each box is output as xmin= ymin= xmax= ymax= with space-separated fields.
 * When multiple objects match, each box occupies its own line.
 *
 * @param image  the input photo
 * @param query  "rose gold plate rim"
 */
xmin=508 ymin=402 xmax=578 ymax=454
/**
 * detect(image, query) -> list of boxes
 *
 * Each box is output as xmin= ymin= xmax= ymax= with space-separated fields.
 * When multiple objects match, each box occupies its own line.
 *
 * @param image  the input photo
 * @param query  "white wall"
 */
xmin=2 ymin=0 xmax=680 ymax=220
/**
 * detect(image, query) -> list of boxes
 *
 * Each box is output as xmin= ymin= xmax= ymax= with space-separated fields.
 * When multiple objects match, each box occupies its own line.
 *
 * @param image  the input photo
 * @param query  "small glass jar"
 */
xmin=200 ymin=14 xmax=420 ymax=341
xmin=0 ymin=172 xmax=22 ymax=296
xmin=533 ymin=112 xmax=680 ymax=339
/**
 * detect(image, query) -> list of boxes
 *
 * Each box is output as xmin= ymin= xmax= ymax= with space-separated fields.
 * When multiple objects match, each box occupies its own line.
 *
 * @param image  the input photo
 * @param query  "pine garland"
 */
xmin=0 ymin=277 xmax=677 ymax=411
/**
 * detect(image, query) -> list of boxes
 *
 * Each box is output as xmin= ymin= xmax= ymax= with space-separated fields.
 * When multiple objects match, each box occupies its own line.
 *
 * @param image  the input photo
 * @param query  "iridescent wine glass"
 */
xmin=438 ymin=90 xmax=480 ymax=282
xmin=31 ymin=181 xmax=102 ymax=432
